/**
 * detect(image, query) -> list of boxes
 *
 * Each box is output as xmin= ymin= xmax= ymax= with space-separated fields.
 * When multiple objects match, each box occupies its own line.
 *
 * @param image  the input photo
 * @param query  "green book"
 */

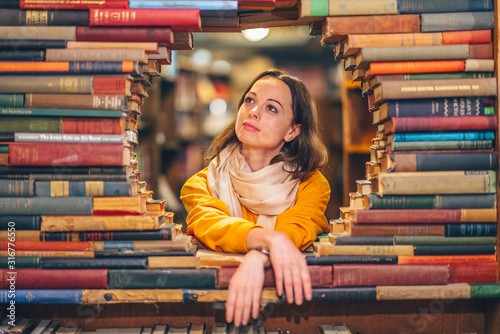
xmin=0 ymin=117 xmax=61 ymax=133
xmin=0 ymin=107 xmax=124 ymax=118
xmin=108 ymin=268 xmax=218 ymax=289
xmin=469 ymin=283 xmax=500 ymax=298
xmin=0 ymin=94 xmax=24 ymax=107
xmin=369 ymin=194 xmax=497 ymax=209
xmin=0 ymin=197 xmax=92 ymax=215
xmin=0 ymin=256 xmax=40 ymax=268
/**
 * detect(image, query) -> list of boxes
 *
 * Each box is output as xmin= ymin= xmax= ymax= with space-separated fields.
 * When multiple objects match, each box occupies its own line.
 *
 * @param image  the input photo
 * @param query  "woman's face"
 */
xmin=235 ymin=76 xmax=301 ymax=155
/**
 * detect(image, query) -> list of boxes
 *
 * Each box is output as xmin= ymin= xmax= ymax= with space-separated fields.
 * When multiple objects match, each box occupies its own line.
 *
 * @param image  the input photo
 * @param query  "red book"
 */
xmin=62 ymin=117 xmax=127 ymax=135
xmin=350 ymin=209 xmax=496 ymax=224
xmin=93 ymin=76 xmax=132 ymax=95
xmin=217 ymin=266 xmax=333 ymax=288
xmin=442 ymin=30 xmax=491 ymax=45
xmin=76 ymin=27 xmax=174 ymax=43
xmin=369 ymin=60 xmax=466 ymax=75
xmin=398 ymin=255 xmax=496 ymax=265
xmin=6 ymin=142 xmax=129 ymax=166
xmin=332 ymin=264 xmax=449 ymax=287
xmin=385 ymin=116 xmax=497 ymax=133
xmin=0 ymin=241 xmax=93 ymax=251
xmin=21 ymin=0 xmax=128 ymax=9
xmin=448 ymin=262 xmax=497 ymax=283
xmin=89 ymin=9 xmax=202 ymax=32
xmin=0 ymin=269 xmax=108 ymax=289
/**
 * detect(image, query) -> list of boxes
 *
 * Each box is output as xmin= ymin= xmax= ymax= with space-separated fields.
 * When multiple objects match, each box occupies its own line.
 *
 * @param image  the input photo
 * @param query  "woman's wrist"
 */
xmin=248 ymin=248 xmax=271 ymax=268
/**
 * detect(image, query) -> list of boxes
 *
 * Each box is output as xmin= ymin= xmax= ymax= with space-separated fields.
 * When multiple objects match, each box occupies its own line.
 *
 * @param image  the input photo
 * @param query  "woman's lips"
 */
xmin=242 ymin=122 xmax=259 ymax=131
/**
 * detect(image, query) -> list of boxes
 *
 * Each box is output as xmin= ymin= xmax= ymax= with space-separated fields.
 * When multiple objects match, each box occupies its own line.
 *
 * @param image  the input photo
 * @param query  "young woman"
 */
xmin=180 ymin=69 xmax=330 ymax=326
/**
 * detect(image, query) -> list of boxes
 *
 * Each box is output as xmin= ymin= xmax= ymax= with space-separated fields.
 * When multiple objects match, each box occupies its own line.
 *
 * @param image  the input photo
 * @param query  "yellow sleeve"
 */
xmin=180 ymin=168 xmax=260 ymax=253
xmin=274 ymin=170 xmax=331 ymax=251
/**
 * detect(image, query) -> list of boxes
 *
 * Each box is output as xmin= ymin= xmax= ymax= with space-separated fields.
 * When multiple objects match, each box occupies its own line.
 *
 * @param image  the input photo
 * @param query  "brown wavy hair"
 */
xmin=205 ymin=69 xmax=328 ymax=182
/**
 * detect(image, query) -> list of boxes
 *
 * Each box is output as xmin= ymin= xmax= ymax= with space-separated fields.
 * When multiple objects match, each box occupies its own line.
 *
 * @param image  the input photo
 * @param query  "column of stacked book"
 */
xmin=305 ymin=0 xmax=500 ymax=303
xmin=0 ymin=0 xmax=215 ymax=307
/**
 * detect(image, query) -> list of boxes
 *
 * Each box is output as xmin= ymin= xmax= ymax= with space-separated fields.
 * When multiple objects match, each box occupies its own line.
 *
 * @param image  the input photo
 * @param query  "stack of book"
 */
xmin=0 ymin=0 xmax=207 ymax=303
xmin=309 ymin=0 xmax=500 ymax=301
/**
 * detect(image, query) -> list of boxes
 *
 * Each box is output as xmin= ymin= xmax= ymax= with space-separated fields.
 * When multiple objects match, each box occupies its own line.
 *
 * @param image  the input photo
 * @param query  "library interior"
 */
xmin=1 ymin=1 xmax=500 ymax=333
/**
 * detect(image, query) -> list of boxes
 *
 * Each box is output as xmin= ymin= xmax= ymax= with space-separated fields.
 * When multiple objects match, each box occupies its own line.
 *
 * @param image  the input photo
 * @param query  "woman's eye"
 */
xmin=268 ymin=105 xmax=277 ymax=113
xmin=245 ymin=97 xmax=253 ymax=103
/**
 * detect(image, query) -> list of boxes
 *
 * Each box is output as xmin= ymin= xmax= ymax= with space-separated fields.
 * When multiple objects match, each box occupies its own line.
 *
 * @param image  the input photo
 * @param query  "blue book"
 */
xmin=129 ymin=0 xmax=238 ymax=17
xmin=0 ymin=289 xmax=82 ymax=303
xmin=390 ymin=130 xmax=495 ymax=142
xmin=41 ymin=257 xmax=148 ymax=269
xmin=311 ymin=287 xmax=377 ymax=301
xmin=397 ymin=0 xmax=492 ymax=13
xmin=0 ymin=215 xmax=41 ymax=230
xmin=35 ymin=181 xmax=135 ymax=197
xmin=0 ymin=197 xmax=92 ymax=215
xmin=445 ymin=223 xmax=497 ymax=237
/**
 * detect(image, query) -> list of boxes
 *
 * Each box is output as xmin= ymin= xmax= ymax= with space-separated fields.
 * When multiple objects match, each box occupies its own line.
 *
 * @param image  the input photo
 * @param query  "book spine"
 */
xmin=0 ymin=26 xmax=77 ymax=40
xmin=25 ymin=93 xmax=126 ymax=110
xmin=333 ymin=236 xmax=395 ymax=245
xmin=129 ymin=0 xmax=238 ymax=10
xmin=448 ymin=262 xmax=497 ymax=283
xmin=394 ymin=235 xmax=497 ymax=246
xmin=377 ymin=171 xmax=496 ymax=195
xmin=389 ymin=140 xmax=494 ymax=151
xmin=376 ymin=78 xmax=497 ymax=102
xmin=0 ymin=94 xmax=24 ymax=108
xmin=353 ymin=208 xmax=497 ymax=224
xmin=88 ymin=8 xmax=201 ymax=31
xmin=34 ymin=180 xmax=133 ymax=197
xmin=0 ymin=61 xmax=139 ymax=74
xmin=328 ymin=0 xmax=398 ymax=15
xmin=413 ymin=244 xmax=496 ymax=256
xmin=445 ymin=223 xmax=497 ymax=237
xmin=397 ymin=0 xmax=492 ymax=13
xmin=332 ymin=264 xmax=449 ymax=286
xmin=0 ymin=39 xmax=67 ymax=49
xmin=45 ymin=48 xmax=147 ymax=62
xmin=61 ymin=117 xmax=125 ymax=135
xmin=20 ymin=0 xmax=129 ymax=9
xmin=40 ymin=257 xmax=148 ymax=269
xmin=79 ymin=229 xmax=173 ymax=241
xmin=442 ymin=30 xmax=491 ymax=45
xmin=108 ymin=268 xmax=217 ymax=289
xmin=75 ymin=27 xmax=174 ymax=43
xmin=348 ymin=223 xmax=445 ymax=236
xmin=0 ymin=197 xmax=92 ymax=215
xmin=0 ymin=256 xmax=40 ymax=268
xmin=0 ymin=76 xmax=93 ymax=94
xmin=398 ymin=254 xmax=496 ymax=264
xmin=392 ymin=152 xmax=498 ymax=172
xmin=370 ymin=60 xmax=466 ymax=75
xmin=376 ymin=284 xmax=471 ymax=300
xmin=0 ymin=240 xmax=93 ymax=251
xmin=8 ymin=142 xmax=127 ymax=166
xmin=369 ymin=194 xmax=435 ymax=209
xmin=0 ymin=180 xmax=32 ymax=197
xmin=1 ymin=107 xmax=126 ymax=117
xmin=0 ymin=250 xmax=94 ymax=257
xmin=392 ymin=130 xmax=495 ymax=142
xmin=469 ymin=283 xmax=500 ymax=298
xmin=384 ymin=97 xmax=494 ymax=118
xmin=390 ymin=116 xmax=497 ymax=132
xmin=7 ymin=133 xmax=124 ymax=144
xmin=306 ymin=255 xmax=398 ymax=265
xmin=0 ymin=9 xmax=90 ymax=25
xmin=0 ymin=289 xmax=82 ymax=303
xmin=0 ymin=216 xmax=41 ymax=230
xmin=420 ymin=12 xmax=494 ymax=32
xmin=0 ymin=116 xmax=63 ymax=134
xmin=0 ymin=50 xmax=45 ymax=61
xmin=0 ymin=269 xmax=108 ymax=288
xmin=311 ymin=287 xmax=377 ymax=301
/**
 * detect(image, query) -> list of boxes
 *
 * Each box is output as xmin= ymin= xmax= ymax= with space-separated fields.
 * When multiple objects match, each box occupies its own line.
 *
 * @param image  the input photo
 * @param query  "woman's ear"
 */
xmin=285 ymin=124 xmax=301 ymax=142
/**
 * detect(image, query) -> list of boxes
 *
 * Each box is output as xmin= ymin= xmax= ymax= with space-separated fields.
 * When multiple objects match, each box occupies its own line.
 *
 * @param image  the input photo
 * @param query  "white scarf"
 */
xmin=207 ymin=143 xmax=300 ymax=230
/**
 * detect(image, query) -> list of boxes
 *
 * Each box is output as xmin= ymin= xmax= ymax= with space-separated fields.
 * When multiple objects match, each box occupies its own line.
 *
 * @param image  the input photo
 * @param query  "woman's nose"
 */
xmin=248 ymin=106 xmax=259 ymax=119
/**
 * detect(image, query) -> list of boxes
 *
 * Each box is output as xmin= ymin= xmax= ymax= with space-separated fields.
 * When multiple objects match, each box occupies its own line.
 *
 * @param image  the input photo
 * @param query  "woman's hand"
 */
xmin=267 ymin=231 xmax=312 ymax=304
xmin=225 ymin=250 xmax=269 ymax=326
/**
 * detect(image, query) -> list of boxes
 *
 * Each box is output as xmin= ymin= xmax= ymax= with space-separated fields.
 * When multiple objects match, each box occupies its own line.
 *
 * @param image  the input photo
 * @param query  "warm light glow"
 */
xmin=209 ymin=98 xmax=227 ymax=115
xmin=242 ymin=28 xmax=270 ymax=42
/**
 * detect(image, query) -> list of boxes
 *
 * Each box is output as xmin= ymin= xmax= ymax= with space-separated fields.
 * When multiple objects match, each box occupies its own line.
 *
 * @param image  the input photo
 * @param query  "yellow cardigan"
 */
xmin=180 ymin=167 xmax=330 ymax=253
